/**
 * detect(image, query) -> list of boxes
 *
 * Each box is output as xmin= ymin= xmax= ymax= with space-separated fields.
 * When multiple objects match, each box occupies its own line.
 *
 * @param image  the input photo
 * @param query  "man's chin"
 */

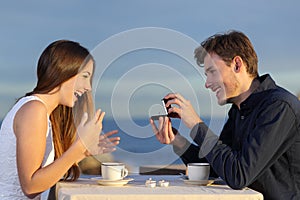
xmin=217 ymin=97 xmax=232 ymax=106
xmin=217 ymin=99 xmax=227 ymax=106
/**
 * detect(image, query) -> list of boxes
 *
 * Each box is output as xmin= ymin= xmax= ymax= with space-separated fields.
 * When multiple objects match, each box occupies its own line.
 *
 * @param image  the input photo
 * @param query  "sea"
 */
xmin=0 ymin=116 xmax=226 ymax=173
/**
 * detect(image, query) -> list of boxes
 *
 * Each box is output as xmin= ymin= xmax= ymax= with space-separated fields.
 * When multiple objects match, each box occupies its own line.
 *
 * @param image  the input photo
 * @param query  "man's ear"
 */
xmin=233 ymin=56 xmax=243 ymax=72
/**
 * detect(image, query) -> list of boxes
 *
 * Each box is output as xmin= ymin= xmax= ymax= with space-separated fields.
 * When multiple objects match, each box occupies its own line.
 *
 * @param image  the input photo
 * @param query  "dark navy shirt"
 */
xmin=175 ymin=74 xmax=300 ymax=200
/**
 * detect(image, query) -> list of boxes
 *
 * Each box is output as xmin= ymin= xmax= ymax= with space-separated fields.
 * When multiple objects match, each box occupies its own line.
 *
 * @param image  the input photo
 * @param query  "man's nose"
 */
xmin=205 ymin=79 xmax=211 ymax=89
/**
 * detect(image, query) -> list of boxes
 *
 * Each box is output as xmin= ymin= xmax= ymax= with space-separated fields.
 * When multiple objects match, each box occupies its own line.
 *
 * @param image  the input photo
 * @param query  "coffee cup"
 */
xmin=101 ymin=162 xmax=128 ymax=181
xmin=187 ymin=163 xmax=210 ymax=181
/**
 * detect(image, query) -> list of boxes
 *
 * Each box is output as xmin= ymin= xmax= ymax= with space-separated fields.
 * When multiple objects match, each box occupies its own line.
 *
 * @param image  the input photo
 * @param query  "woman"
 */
xmin=0 ymin=40 xmax=120 ymax=199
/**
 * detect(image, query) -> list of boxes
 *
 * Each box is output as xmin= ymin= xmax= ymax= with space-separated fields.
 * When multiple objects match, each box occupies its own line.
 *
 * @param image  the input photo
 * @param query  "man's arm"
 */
xmin=195 ymin=100 xmax=297 ymax=189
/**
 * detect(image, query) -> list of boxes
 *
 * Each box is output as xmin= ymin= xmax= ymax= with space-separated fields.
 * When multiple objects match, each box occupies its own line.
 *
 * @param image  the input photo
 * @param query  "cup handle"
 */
xmin=122 ymin=168 xmax=128 ymax=178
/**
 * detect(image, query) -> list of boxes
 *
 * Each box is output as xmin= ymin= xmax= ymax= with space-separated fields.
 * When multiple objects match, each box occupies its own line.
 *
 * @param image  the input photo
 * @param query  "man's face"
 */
xmin=203 ymin=53 xmax=240 ymax=105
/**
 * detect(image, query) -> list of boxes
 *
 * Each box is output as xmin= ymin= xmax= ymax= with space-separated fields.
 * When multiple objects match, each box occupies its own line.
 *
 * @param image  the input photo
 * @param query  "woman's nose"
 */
xmin=85 ymin=82 xmax=92 ymax=92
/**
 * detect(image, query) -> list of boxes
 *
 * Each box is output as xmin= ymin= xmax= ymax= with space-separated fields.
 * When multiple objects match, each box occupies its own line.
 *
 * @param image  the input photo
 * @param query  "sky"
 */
xmin=1 ymin=0 xmax=300 ymax=121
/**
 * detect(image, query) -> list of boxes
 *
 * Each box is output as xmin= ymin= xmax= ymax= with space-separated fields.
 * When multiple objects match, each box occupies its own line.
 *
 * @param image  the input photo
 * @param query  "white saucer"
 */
xmin=183 ymin=179 xmax=214 ymax=186
xmin=92 ymin=177 xmax=134 ymax=186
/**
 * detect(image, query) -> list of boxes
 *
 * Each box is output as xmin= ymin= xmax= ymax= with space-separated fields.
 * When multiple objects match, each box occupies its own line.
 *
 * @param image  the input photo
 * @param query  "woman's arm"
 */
xmin=14 ymin=100 xmax=99 ymax=198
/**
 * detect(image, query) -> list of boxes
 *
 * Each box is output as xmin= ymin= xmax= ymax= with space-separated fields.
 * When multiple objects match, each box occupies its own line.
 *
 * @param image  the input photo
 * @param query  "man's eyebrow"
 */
xmin=205 ymin=66 xmax=214 ymax=73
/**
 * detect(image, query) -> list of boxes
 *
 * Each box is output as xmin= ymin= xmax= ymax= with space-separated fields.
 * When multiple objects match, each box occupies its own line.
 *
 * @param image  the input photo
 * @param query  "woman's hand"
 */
xmin=93 ymin=130 xmax=120 ymax=155
xmin=77 ymin=109 xmax=113 ymax=155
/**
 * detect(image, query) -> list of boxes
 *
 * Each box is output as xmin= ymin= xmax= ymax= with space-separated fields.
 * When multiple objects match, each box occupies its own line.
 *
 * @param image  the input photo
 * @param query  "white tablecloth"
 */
xmin=56 ymin=175 xmax=263 ymax=200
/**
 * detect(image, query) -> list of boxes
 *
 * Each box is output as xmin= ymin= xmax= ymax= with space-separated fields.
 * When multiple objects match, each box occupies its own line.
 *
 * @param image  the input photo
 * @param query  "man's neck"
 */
xmin=230 ymin=77 xmax=260 ymax=109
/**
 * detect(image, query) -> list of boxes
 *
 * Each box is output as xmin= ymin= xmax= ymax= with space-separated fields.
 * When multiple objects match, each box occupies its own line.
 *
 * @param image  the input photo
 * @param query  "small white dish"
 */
xmin=92 ymin=177 xmax=134 ymax=186
xmin=145 ymin=178 xmax=156 ymax=188
xmin=158 ymin=180 xmax=169 ymax=187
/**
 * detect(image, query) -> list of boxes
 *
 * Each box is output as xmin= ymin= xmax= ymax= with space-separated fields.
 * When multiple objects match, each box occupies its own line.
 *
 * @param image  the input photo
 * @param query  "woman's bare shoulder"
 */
xmin=14 ymin=100 xmax=48 ymax=137
xmin=17 ymin=99 xmax=47 ymax=118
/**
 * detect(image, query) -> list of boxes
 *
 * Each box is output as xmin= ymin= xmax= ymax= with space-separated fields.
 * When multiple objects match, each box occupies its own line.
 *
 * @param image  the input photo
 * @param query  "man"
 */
xmin=150 ymin=30 xmax=300 ymax=200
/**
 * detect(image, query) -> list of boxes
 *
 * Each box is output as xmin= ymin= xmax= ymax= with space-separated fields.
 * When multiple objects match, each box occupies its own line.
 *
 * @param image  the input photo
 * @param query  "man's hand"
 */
xmin=150 ymin=116 xmax=176 ymax=144
xmin=164 ymin=93 xmax=202 ymax=129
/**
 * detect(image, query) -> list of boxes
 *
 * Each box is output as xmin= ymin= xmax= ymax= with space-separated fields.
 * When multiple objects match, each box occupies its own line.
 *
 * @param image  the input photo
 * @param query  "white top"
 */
xmin=0 ymin=96 xmax=55 ymax=200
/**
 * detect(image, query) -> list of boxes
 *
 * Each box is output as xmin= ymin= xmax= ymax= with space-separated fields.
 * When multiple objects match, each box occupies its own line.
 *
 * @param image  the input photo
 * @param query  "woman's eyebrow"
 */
xmin=82 ymin=71 xmax=91 ymax=76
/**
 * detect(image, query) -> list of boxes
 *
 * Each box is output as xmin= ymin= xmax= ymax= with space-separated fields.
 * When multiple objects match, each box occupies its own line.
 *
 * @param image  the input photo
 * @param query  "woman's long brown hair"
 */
xmin=25 ymin=40 xmax=95 ymax=181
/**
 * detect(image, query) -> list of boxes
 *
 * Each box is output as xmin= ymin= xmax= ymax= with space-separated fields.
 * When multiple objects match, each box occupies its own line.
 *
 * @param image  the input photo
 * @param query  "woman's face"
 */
xmin=60 ymin=59 xmax=94 ymax=107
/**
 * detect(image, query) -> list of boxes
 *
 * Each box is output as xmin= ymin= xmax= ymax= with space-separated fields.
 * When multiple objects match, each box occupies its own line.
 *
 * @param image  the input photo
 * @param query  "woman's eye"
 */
xmin=82 ymin=74 xmax=89 ymax=78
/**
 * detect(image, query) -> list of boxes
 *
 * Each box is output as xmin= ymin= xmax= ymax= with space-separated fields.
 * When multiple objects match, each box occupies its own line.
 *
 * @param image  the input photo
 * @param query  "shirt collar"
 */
xmin=233 ymin=74 xmax=277 ymax=112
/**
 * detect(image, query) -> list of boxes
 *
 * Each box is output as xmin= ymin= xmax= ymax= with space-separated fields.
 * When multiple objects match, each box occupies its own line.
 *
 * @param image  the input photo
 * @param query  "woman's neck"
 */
xmin=33 ymin=94 xmax=59 ymax=115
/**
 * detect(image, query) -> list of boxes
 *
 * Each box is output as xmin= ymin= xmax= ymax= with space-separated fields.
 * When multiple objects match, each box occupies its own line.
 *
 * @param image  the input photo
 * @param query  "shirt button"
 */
xmin=241 ymin=116 xmax=245 ymax=120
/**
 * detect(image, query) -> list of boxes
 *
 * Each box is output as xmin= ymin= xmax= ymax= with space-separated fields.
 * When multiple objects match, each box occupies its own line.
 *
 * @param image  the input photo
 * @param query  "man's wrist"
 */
xmin=188 ymin=118 xmax=203 ymax=129
xmin=172 ymin=134 xmax=188 ymax=149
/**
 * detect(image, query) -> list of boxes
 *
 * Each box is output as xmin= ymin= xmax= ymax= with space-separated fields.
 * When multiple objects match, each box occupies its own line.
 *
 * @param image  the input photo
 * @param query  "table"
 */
xmin=56 ymin=175 xmax=263 ymax=200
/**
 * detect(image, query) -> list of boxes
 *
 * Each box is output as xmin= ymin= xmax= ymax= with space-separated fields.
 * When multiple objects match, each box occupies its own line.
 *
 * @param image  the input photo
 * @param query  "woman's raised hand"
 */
xmin=77 ymin=109 xmax=119 ymax=155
